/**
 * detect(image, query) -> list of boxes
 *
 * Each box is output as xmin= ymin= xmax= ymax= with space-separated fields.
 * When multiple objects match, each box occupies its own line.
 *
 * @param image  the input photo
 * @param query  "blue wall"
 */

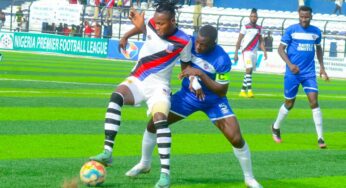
xmin=213 ymin=0 xmax=346 ymax=15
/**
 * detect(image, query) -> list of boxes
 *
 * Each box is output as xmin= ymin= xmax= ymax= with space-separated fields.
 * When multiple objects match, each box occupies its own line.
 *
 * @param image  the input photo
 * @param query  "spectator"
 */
xmin=0 ymin=9 xmax=5 ymax=31
xmin=75 ymin=24 xmax=83 ymax=37
xmin=264 ymin=31 xmax=273 ymax=52
xmin=84 ymin=21 xmax=94 ymax=37
xmin=15 ymin=6 xmax=24 ymax=32
xmin=298 ymin=0 xmax=305 ymax=7
xmin=333 ymin=0 xmax=344 ymax=15
xmin=57 ymin=23 xmax=64 ymax=35
xmin=102 ymin=21 xmax=112 ymax=38
xmin=94 ymin=0 xmax=101 ymax=20
xmin=69 ymin=0 xmax=78 ymax=4
xmin=193 ymin=0 xmax=203 ymax=36
xmin=63 ymin=24 xmax=71 ymax=36
xmin=70 ymin=25 xmax=77 ymax=36
xmin=105 ymin=0 xmax=115 ymax=22
xmin=93 ymin=22 xmax=101 ymax=38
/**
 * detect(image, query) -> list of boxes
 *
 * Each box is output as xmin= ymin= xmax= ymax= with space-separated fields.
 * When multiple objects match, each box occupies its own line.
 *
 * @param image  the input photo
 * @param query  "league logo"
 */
xmin=0 ymin=33 xmax=14 ymax=49
xmin=120 ymin=42 xmax=139 ymax=59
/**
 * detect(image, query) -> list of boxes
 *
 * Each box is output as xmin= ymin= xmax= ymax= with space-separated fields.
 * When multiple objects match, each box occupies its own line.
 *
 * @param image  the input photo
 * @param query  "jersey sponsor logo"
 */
xmin=297 ymin=43 xmax=314 ymax=51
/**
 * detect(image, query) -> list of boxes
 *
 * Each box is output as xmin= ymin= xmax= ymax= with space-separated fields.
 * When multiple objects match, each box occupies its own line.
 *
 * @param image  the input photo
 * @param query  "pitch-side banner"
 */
xmin=13 ymin=32 xmax=108 ymax=57
xmin=107 ymin=39 xmax=143 ymax=60
xmin=0 ymin=32 xmax=14 ymax=50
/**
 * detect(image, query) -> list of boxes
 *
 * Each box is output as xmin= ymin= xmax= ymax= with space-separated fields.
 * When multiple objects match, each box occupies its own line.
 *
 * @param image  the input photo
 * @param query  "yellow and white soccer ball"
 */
xmin=80 ymin=161 xmax=106 ymax=186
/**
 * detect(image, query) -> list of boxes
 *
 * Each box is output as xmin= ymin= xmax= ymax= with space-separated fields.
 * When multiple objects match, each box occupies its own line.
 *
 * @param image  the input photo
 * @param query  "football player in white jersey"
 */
xmin=234 ymin=8 xmax=267 ymax=98
xmin=89 ymin=1 xmax=192 ymax=187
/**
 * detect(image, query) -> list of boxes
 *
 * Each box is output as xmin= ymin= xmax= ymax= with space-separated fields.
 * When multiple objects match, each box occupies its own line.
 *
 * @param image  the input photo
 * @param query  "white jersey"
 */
xmin=240 ymin=23 xmax=263 ymax=53
xmin=131 ymin=18 xmax=192 ymax=86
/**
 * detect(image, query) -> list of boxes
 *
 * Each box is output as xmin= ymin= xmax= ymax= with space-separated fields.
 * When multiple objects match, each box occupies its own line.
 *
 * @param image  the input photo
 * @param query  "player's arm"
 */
xmin=118 ymin=8 xmax=145 ymax=52
xmin=259 ymin=35 xmax=267 ymax=60
xmin=234 ymin=33 xmax=244 ymax=62
xmin=278 ymin=43 xmax=299 ymax=74
xmin=316 ymin=44 xmax=329 ymax=81
xmin=181 ymin=67 xmax=228 ymax=97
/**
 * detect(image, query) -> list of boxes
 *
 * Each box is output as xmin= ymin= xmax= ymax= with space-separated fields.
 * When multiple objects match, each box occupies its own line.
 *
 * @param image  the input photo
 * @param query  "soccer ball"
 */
xmin=80 ymin=161 xmax=106 ymax=186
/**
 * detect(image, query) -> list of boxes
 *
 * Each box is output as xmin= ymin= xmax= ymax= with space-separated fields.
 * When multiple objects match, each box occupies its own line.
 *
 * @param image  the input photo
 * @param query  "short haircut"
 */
xmin=251 ymin=8 xmax=257 ymax=13
xmin=298 ymin=6 xmax=312 ymax=13
xmin=199 ymin=25 xmax=218 ymax=43
xmin=154 ymin=0 xmax=179 ymax=19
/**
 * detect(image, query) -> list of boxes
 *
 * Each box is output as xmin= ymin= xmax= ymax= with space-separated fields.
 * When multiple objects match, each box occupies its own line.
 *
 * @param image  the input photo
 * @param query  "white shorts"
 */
xmin=119 ymin=76 xmax=171 ymax=116
xmin=242 ymin=51 xmax=257 ymax=70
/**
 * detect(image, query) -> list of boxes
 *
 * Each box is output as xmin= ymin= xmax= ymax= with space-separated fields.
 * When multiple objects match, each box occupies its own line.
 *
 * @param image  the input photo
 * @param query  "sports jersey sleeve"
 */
xmin=315 ymin=28 xmax=322 ymax=45
xmin=214 ymin=55 xmax=231 ymax=85
xmin=281 ymin=26 xmax=292 ymax=46
xmin=240 ymin=25 xmax=246 ymax=35
xmin=180 ymin=39 xmax=192 ymax=63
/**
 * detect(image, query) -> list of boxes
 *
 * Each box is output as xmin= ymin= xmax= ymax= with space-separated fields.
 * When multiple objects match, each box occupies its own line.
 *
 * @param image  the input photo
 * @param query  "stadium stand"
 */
xmin=1 ymin=0 xmax=345 ymax=57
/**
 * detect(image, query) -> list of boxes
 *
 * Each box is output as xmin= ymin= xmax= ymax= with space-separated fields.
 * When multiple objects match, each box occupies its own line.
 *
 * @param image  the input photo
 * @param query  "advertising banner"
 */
xmin=13 ymin=32 xmax=108 ymax=57
xmin=29 ymin=1 xmax=82 ymax=31
xmin=107 ymin=39 xmax=143 ymax=60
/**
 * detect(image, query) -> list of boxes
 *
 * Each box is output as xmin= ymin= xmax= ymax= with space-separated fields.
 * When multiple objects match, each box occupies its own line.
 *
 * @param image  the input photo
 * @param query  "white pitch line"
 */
xmin=0 ymin=78 xmax=116 ymax=87
xmin=0 ymin=90 xmax=110 ymax=95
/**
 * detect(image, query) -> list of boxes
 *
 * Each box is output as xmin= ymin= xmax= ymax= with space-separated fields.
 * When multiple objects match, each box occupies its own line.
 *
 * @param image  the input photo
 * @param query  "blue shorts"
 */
xmin=170 ymin=90 xmax=235 ymax=123
xmin=284 ymin=75 xmax=318 ymax=99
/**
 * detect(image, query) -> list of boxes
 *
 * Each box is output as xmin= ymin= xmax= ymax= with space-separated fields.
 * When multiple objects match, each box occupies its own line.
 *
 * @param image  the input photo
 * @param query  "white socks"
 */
xmin=139 ymin=129 xmax=157 ymax=167
xmin=312 ymin=107 xmax=324 ymax=139
xmin=273 ymin=104 xmax=289 ymax=129
xmin=233 ymin=142 xmax=254 ymax=180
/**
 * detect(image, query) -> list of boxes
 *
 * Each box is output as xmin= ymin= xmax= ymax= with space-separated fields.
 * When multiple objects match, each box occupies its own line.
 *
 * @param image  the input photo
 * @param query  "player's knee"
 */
xmin=146 ymin=120 xmax=157 ymax=133
xmin=151 ymin=102 xmax=170 ymax=117
xmin=309 ymin=101 xmax=319 ymax=109
xmin=285 ymin=100 xmax=295 ymax=110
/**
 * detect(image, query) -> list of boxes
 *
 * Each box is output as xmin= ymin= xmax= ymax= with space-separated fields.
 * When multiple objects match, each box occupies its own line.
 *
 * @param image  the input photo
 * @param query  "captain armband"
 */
xmin=215 ymin=73 xmax=230 ymax=83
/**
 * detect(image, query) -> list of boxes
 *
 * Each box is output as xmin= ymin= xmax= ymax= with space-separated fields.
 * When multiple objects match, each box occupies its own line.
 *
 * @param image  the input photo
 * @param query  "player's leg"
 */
xmin=125 ymin=112 xmax=184 ymax=177
xmin=240 ymin=52 xmax=249 ymax=97
xmin=215 ymin=117 xmax=262 ymax=188
xmin=272 ymin=75 xmax=299 ymax=143
xmin=90 ymin=77 xmax=142 ymax=166
xmin=246 ymin=52 xmax=257 ymax=98
xmin=126 ymin=90 xmax=196 ymax=178
xmin=303 ymin=78 xmax=326 ymax=148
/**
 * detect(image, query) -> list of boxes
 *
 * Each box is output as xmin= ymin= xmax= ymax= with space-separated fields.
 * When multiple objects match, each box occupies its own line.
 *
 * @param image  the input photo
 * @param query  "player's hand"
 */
xmin=194 ymin=88 xmax=205 ymax=101
xmin=320 ymin=69 xmax=330 ymax=81
xmin=289 ymin=64 xmax=300 ymax=74
xmin=129 ymin=7 xmax=145 ymax=31
xmin=180 ymin=67 xmax=201 ymax=78
xmin=118 ymin=37 xmax=128 ymax=52
xmin=234 ymin=53 xmax=239 ymax=62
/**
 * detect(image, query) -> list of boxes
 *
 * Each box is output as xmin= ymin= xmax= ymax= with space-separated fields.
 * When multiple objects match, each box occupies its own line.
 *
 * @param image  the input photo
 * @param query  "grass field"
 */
xmin=0 ymin=51 xmax=345 ymax=188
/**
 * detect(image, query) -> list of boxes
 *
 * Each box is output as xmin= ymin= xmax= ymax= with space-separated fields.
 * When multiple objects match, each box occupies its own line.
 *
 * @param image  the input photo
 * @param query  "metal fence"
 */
xmin=1 ymin=2 xmax=346 ymax=57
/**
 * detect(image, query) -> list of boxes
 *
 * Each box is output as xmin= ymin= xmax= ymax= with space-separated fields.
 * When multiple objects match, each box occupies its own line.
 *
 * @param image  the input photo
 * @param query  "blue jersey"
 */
xmin=281 ymin=23 xmax=321 ymax=77
xmin=181 ymin=39 xmax=231 ymax=103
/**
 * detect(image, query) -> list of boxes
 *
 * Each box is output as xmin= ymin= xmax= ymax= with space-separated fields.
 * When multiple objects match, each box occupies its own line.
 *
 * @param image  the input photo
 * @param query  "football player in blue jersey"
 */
xmin=272 ymin=6 xmax=329 ymax=148
xmin=125 ymin=25 xmax=263 ymax=188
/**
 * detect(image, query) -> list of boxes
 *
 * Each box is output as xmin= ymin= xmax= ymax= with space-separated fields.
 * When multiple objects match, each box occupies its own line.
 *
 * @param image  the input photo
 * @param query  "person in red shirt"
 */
xmin=84 ymin=21 xmax=94 ymax=37
xmin=63 ymin=24 xmax=71 ymax=36
xmin=69 ymin=0 xmax=78 ymax=4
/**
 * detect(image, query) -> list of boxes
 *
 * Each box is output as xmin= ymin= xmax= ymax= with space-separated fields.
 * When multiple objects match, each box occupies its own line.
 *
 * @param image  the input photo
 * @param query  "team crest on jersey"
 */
xmin=165 ymin=44 xmax=174 ymax=53
xmin=162 ymin=88 xmax=170 ymax=96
